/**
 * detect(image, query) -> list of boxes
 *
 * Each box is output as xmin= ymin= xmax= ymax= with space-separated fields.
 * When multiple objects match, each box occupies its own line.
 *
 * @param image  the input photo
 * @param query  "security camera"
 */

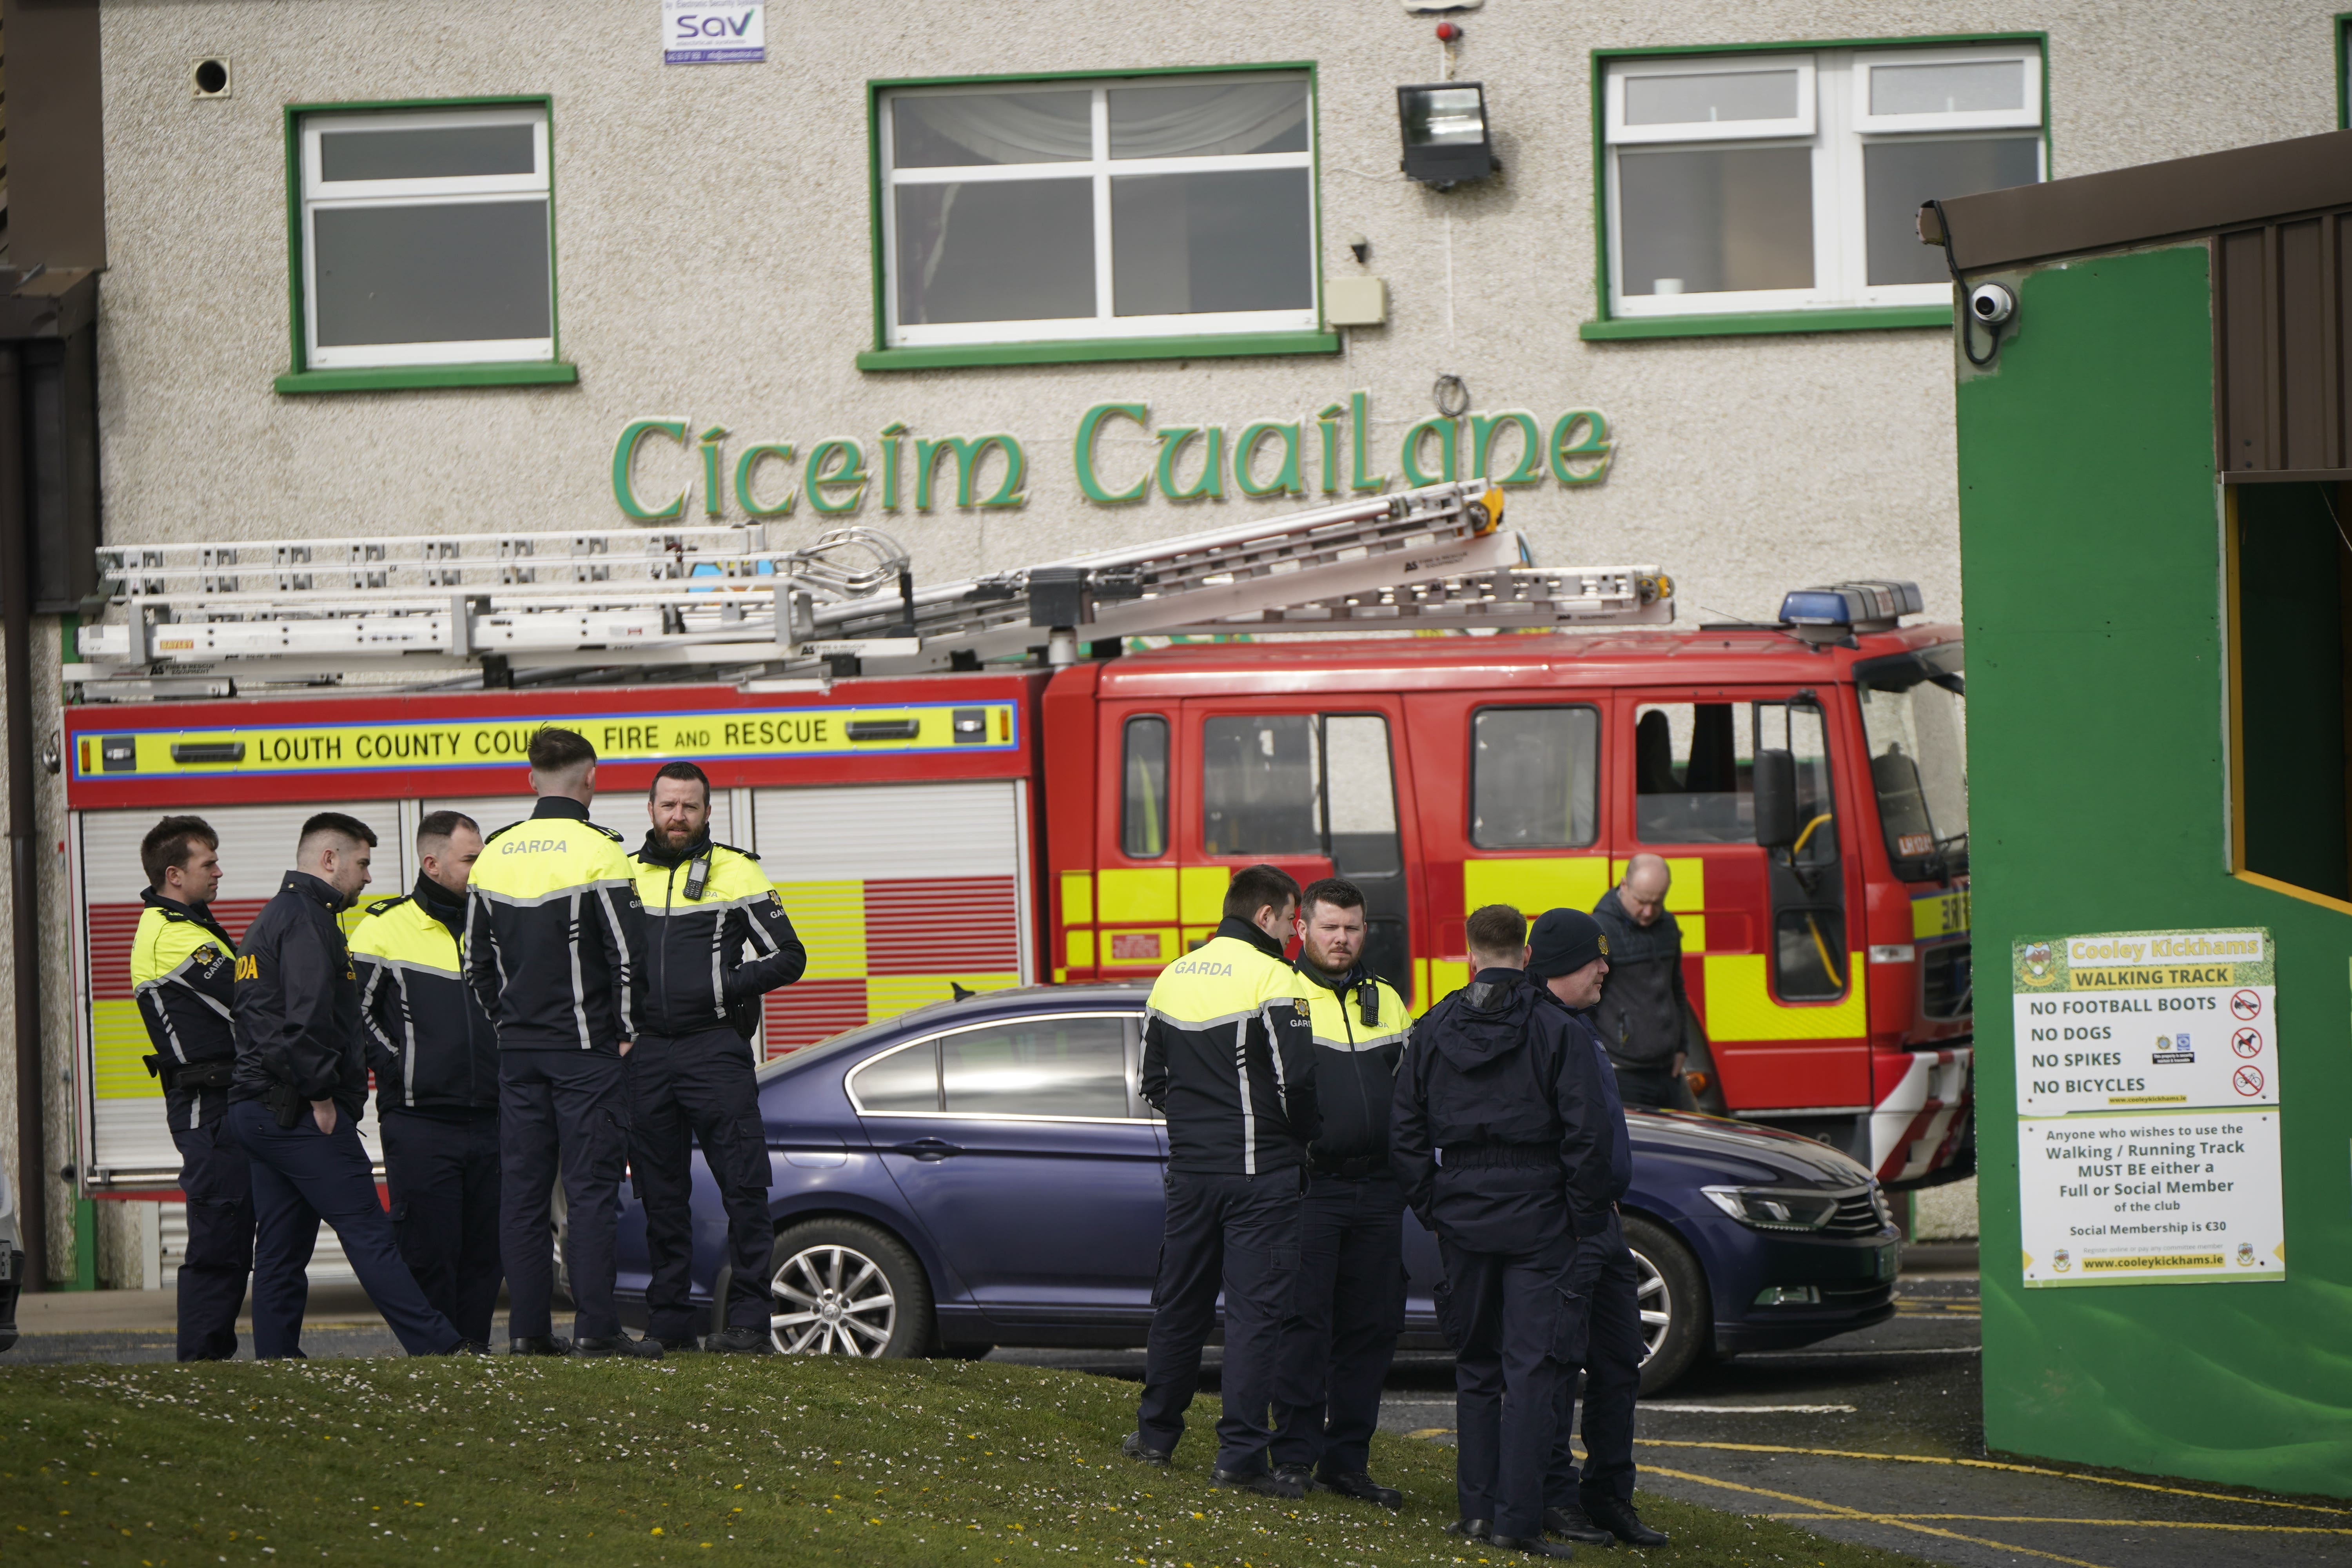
xmin=1968 ymin=282 xmax=2016 ymax=326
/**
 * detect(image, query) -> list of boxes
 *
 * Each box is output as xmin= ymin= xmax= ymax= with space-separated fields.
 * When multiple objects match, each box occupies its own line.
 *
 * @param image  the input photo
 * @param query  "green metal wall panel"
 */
xmin=1961 ymin=241 xmax=2352 ymax=1495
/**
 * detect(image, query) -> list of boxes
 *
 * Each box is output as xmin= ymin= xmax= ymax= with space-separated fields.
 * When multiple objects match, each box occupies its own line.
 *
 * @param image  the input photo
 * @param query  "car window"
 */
xmin=848 ymin=1038 xmax=942 ymax=1112
xmin=940 ymin=1014 xmax=1131 ymax=1119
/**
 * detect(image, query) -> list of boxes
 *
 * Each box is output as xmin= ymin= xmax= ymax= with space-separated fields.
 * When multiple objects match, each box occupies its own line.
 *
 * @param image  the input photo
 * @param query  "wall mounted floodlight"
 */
xmin=1397 ymin=82 xmax=1498 ymax=190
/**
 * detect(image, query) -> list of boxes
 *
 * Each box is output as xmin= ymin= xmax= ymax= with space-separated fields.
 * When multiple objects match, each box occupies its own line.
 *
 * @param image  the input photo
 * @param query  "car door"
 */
xmin=853 ymin=1008 xmax=1167 ymax=1325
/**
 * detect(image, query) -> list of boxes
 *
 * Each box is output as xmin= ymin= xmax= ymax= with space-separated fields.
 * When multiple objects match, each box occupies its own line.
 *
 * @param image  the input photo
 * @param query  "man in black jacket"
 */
xmin=1268 ymin=877 xmax=1412 ymax=1507
xmin=1590 ymin=856 xmax=1700 ymax=1109
xmin=631 ymin=761 xmax=806 ymax=1354
xmin=353 ymin=811 xmax=503 ymax=1348
xmin=1391 ymin=904 xmax=1613 ymax=1557
xmin=227 ymin=812 xmax=463 ymax=1359
xmin=1125 ymin=865 xmax=1319 ymax=1497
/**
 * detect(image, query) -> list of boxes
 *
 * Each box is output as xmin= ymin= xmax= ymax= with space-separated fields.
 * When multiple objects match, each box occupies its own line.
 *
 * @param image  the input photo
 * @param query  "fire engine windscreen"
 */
xmin=1854 ymin=644 xmax=1968 ymax=880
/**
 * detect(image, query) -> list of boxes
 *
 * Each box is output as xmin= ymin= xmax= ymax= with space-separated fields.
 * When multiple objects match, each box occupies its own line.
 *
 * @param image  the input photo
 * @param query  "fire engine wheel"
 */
xmin=1622 ymin=1214 xmax=1708 ymax=1396
xmin=766 ymin=1219 xmax=933 ymax=1359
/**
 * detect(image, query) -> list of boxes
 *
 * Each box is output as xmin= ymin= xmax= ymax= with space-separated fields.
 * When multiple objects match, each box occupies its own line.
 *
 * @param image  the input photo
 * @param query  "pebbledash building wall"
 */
xmin=9 ymin=1 xmax=2343 ymax=1285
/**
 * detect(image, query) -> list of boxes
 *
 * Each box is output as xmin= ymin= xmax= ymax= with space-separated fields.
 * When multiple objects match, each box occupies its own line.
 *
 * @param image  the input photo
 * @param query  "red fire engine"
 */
xmin=62 ymin=484 xmax=1969 ymax=1196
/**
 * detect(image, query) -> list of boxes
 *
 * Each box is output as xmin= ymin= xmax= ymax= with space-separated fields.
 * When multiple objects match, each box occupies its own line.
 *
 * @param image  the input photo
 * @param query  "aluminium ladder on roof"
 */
xmin=72 ymin=481 xmax=1672 ymax=686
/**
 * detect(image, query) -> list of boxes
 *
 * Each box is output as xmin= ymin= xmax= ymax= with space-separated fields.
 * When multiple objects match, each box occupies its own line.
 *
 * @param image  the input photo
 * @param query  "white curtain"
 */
xmin=892 ymin=81 xmax=1307 ymax=168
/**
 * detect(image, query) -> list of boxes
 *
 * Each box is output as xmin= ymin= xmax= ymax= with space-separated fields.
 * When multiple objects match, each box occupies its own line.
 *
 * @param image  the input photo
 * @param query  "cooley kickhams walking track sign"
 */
xmin=2011 ymin=929 xmax=2285 ymax=1287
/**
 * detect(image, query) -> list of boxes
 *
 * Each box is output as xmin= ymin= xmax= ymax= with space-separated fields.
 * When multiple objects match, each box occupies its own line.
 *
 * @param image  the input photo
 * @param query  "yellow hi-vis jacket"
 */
xmin=464 ymin=797 xmax=644 ymax=1052
xmin=130 ymin=891 xmax=240 ymax=1130
xmin=1295 ymin=965 xmax=1411 ymax=1172
xmin=351 ymin=880 xmax=501 ymax=1114
xmin=1142 ymin=916 xmax=1320 ymax=1176
xmin=632 ymin=838 xmax=806 ymax=1037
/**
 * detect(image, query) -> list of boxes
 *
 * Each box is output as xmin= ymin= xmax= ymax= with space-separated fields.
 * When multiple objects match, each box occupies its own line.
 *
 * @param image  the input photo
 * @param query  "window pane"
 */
xmin=1869 ymin=60 xmax=2025 ymax=116
xmin=940 ymin=1017 xmax=1131 ymax=1118
xmin=318 ymin=124 xmax=535 ymax=181
xmin=1122 ymin=716 xmax=1170 ymax=858
xmin=1864 ymin=137 xmax=2039 ymax=285
xmin=895 ymin=180 xmax=1096 ymax=325
xmin=312 ymin=200 xmax=550 ymax=347
xmin=1775 ymin=910 xmax=1848 ymax=999
xmin=1618 ymin=146 xmax=1812 ymax=296
xmin=851 ymin=1040 xmax=939 ymax=1113
xmin=1757 ymin=701 xmax=1839 ymax=862
xmin=891 ymin=92 xmax=1092 ymax=167
xmin=1471 ymin=708 xmax=1598 ymax=849
xmin=1110 ymin=81 xmax=1307 ymax=158
xmin=1203 ymin=714 xmax=1319 ymax=857
xmin=1624 ymin=69 xmax=1799 ymax=127
xmin=1635 ymin=702 xmax=1752 ymax=843
xmin=1401 ymin=86 xmax=1487 ymax=146
xmin=1111 ymin=169 xmax=1311 ymax=316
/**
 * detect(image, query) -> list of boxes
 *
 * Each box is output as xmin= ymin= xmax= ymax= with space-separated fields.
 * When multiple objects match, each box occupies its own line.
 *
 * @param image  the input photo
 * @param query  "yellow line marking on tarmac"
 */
xmin=1762 ymin=1514 xmax=2352 ymax=1535
xmin=1405 ymin=1429 xmax=1454 ymax=1440
xmin=1641 ymin=1463 xmax=2117 ymax=1568
xmin=1634 ymin=1439 xmax=2352 ymax=1517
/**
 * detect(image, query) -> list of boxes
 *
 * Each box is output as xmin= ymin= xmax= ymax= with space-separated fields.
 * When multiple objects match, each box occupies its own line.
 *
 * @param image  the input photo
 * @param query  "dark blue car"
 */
xmin=603 ymin=985 xmax=1901 ymax=1391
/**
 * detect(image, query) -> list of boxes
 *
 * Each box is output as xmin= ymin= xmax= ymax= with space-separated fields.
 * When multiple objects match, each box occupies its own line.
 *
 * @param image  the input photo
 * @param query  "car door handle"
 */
xmin=887 ymin=1138 xmax=964 ymax=1161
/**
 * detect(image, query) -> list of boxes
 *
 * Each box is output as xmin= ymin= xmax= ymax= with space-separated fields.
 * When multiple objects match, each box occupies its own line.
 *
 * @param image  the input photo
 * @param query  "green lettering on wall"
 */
xmin=916 ymin=435 xmax=1027 ymax=509
xmin=733 ymin=442 xmax=797 ymax=518
xmin=611 ymin=418 xmax=690 ymax=521
xmin=1550 ymin=410 xmax=1613 ymax=486
xmin=1471 ymin=411 xmax=1544 ymax=487
xmin=1157 ymin=427 xmax=1226 ymax=502
xmin=1399 ymin=416 xmax=1459 ymax=486
xmin=879 ymin=422 xmax=907 ymax=510
xmin=1316 ymin=403 xmax=1344 ymax=494
xmin=805 ymin=438 xmax=869 ymax=514
xmin=1074 ymin=402 xmax=1151 ymax=504
xmin=698 ymin=426 xmax=729 ymax=519
xmin=1233 ymin=421 xmax=1305 ymax=498
xmin=1349 ymin=392 xmax=1388 ymax=493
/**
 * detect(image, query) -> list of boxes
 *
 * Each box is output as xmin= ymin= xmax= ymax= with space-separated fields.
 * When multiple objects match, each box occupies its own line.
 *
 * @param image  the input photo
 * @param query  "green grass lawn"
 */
xmin=0 ymin=1356 xmax=1937 ymax=1568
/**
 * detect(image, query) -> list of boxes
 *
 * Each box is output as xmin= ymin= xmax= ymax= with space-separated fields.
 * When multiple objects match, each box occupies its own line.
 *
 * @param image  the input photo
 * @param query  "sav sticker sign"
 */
xmin=663 ymin=0 xmax=763 ymax=64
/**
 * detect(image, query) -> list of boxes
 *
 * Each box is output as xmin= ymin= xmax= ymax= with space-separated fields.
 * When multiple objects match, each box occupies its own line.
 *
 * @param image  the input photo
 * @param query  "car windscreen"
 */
xmin=1853 ymin=643 xmax=1967 ymax=880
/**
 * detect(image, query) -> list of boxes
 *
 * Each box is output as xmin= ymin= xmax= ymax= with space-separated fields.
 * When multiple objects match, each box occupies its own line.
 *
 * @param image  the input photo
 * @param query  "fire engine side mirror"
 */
xmin=1752 ymin=749 xmax=1798 ymax=849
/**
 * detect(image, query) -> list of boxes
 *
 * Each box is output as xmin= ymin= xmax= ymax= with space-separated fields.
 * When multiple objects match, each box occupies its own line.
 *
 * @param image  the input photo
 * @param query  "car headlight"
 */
xmin=1702 ymin=1185 xmax=1841 ymax=1232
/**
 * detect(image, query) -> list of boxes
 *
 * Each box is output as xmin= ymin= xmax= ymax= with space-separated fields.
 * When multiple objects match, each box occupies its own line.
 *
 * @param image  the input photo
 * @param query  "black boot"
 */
xmin=508 ymin=1335 xmax=573 ymax=1356
xmin=1121 ymin=1432 xmax=1172 ymax=1466
xmin=572 ymin=1333 xmax=664 ymax=1359
xmin=1490 ymin=1535 xmax=1576 ymax=1558
xmin=1544 ymin=1504 xmax=1613 ymax=1545
xmin=705 ymin=1327 xmax=775 ymax=1355
xmin=1211 ymin=1468 xmax=1305 ymax=1500
xmin=1444 ymin=1519 xmax=1493 ymax=1541
xmin=1586 ymin=1497 xmax=1669 ymax=1548
xmin=1315 ymin=1471 xmax=1403 ymax=1509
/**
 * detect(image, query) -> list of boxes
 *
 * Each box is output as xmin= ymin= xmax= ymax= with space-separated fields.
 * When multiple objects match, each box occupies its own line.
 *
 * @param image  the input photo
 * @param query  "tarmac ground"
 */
xmin=7 ymin=1249 xmax=2346 ymax=1568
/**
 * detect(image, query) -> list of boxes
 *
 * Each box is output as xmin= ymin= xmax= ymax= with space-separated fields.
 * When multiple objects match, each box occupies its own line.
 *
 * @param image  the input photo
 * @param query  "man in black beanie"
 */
xmin=1391 ymin=904 xmax=1613 ymax=1557
xmin=1525 ymin=907 xmax=1669 ymax=1549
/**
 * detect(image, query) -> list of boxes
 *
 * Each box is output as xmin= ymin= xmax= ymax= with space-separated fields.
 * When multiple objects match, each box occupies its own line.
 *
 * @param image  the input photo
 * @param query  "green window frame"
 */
xmin=1583 ymin=33 xmax=2050 ymax=343
xmin=275 ymin=94 xmax=577 ymax=395
xmin=857 ymin=63 xmax=1338 ymax=372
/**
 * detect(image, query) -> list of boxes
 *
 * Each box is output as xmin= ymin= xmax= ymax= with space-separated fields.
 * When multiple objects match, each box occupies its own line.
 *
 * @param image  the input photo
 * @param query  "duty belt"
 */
xmin=1439 ymin=1143 xmax=1555 ymax=1170
xmin=1311 ymin=1153 xmax=1390 ymax=1180
xmin=144 ymin=1056 xmax=234 ymax=1092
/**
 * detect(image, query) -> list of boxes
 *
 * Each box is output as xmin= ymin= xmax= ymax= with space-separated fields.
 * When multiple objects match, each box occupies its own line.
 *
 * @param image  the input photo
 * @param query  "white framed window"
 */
xmin=1602 ymin=45 xmax=2042 ymax=318
xmin=296 ymin=104 xmax=556 ymax=370
xmin=877 ymin=71 xmax=1318 ymax=349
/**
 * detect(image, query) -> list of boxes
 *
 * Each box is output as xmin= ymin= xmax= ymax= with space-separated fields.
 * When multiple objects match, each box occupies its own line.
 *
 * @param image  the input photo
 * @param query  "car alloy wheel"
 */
xmin=772 ymin=1242 xmax=896 ymax=1356
xmin=1620 ymin=1213 xmax=1710 ymax=1395
xmin=1632 ymin=1246 xmax=1670 ymax=1363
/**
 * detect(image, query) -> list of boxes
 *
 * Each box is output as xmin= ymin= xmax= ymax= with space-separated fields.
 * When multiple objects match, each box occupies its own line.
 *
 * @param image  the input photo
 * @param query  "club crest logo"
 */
xmin=2237 ymin=1243 xmax=2256 ymax=1267
xmin=2019 ymin=942 xmax=2057 ymax=987
xmin=2051 ymin=1248 xmax=2071 ymax=1273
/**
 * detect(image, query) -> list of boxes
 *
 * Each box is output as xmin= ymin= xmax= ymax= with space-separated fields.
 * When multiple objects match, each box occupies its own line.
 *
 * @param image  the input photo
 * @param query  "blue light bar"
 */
xmin=1777 ymin=580 xmax=1922 ymax=632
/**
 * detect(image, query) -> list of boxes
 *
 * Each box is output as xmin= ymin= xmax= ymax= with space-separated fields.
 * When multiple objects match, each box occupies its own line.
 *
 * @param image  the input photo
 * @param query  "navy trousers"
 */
xmin=381 ymin=1109 xmax=504 ymax=1346
xmin=171 ymin=1111 xmax=254 ymax=1361
xmin=1136 ymin=1169 xmax=1303 ymax=1474
xmin=1546 ymin=1211 xmax=1643 ymax=1511
xmin=1268 ymin=1170 xmax=1406 ymax=1476
xmin=630 ymin=1028 xmax=774 ymax=1339
xmin=500 ymin=1049 xmax=629 ymax=1342
xmin=226 ymin=1099 xmax=460 ymax=1359
xmin=1434 ymin=1233 xmax=1577 ymax=1539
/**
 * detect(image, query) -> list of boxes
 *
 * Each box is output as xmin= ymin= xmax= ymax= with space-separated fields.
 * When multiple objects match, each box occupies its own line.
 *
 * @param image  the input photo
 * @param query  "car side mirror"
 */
xmin=1753 ymin=749 xmax=1797 ymax=848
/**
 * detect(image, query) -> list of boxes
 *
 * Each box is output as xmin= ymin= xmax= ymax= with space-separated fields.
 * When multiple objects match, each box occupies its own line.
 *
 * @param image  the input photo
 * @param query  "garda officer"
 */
xmin=465 ymin=727 xmax=659 ymax=1359
xmin=1124 ymin=864 xmax=1321 ymax=1498
xmin=226 ymin=812 xmax=464 ymax=1358
xmin=352 ymin=811 xmax=504 ymax=1349
xmin=631 ymin=760 xmax=807 ymax=1354
xmin=1267 ymin=877 xmax=1412 ymax=1507
xmin=1530 ymin=907 xmax=1668 ymax=1550
xmin=1390 ymin=904 xmax=1614 ymax=1557
xmin=130 ymin=815 xmax=253 ymax=1361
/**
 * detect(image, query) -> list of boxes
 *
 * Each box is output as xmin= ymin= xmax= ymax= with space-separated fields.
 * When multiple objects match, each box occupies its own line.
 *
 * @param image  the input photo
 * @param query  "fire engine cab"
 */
xmin=60 ymin=483 xmax=1969 ymax=1197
